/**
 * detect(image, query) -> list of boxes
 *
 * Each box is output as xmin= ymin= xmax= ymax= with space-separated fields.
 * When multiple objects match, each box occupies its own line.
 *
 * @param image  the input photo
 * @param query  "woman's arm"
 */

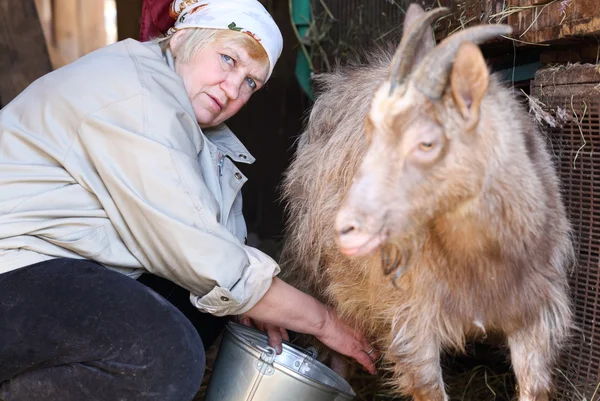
xmin=244 ymin=277 xmax=326 ymax=334
xmin=244 ymin=277 xmax=377 ymax=374
xmin=76 ymin=97 xmax=278 ymax=317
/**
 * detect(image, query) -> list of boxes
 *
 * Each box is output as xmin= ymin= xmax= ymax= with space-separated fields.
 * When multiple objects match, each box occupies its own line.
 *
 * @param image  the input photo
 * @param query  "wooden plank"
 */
xmin=0 ymin=0 xmax=53 ymax=107
xmin=532 ymin=64 xmax=600 ymax=87
xmin=33 ymin=0 xmax=61 ymax=68
xmin=79 ymin=0 xmax=107 ymax=55
xmin=34 ymin=0 xmax=52 ymax=36
xmin=434 ymin=0 xmax=511 ymax=41
xmin=508 ymin=0 xmax=600 ymax=44
xmin=52 ymin=0 xmax=80 ymax=68
xmin=433 ymin=0 xmax=599 ymax=45
xmin=531 ymin=80 xmax=598 ymax=100
xmin=539 ymin=45 xmax=600 ymax=65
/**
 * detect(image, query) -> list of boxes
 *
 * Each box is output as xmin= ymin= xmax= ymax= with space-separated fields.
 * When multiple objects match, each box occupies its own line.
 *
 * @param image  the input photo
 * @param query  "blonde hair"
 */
xmin=155 ymin=28 xmax=269 ymax=67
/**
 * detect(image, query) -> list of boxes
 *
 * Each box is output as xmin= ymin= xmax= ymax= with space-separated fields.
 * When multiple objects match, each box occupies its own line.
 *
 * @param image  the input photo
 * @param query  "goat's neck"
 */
xmin=435 ymin=110 xmax=546 ymax=260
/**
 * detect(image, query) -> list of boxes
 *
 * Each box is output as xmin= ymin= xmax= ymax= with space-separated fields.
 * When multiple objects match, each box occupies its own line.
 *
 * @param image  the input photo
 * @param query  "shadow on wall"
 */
xmin=226 ymin=0 xmax=311 ymax=260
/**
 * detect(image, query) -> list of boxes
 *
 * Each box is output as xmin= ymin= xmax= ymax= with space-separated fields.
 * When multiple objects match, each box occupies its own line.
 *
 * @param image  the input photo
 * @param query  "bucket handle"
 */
xmin=286 ymin=343 xmax=319 ymax=359
xmin=253 ymin=343 xmax=277 ymax=365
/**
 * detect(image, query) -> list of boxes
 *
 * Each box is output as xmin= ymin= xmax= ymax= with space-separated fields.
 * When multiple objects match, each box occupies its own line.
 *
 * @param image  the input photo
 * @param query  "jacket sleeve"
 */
xmin=75 ymin=94 xmax=280 ymax=316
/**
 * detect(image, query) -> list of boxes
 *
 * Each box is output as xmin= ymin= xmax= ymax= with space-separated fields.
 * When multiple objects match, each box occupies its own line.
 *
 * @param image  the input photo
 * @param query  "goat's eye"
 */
xmin=418 ymin=142 xmax=434 ymax=151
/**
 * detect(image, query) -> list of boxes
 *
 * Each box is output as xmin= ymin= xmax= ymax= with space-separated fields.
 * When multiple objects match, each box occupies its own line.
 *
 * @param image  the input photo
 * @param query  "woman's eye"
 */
xmin=245 ymin=77 xmax=257 ymax=90
xmin=221 ymin=54 xmax=234 ymax=65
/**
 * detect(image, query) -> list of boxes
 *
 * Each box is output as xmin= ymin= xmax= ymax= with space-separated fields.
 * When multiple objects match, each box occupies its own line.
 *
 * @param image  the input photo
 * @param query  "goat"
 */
xmin=280 ymin=4 xmax=574 ymax=401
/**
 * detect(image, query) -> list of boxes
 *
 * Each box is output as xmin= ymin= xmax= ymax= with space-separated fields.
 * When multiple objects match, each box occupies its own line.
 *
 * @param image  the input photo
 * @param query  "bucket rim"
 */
xmin=224 ymin=322 xmax=356 ymax=397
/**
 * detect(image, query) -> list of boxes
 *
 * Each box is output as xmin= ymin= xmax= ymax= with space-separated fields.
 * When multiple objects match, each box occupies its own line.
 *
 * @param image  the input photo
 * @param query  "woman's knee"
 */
xmin=117 ymin=273 xmax=207 ymax=398
xmin=0 ymin=258 xmax=206 ymax=400
xmin=98 ymin=269 xmax=207 ymax=397
xmin=146 ymin=290 xmax=207 ymax=390
xmin=142 ymin=312 xmax=206 ymax=400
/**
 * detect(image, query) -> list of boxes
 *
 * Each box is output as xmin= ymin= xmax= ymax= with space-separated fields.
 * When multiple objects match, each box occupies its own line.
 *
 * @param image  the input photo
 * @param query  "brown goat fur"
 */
xmin=280 ymin=5 xmax=574 ymax=401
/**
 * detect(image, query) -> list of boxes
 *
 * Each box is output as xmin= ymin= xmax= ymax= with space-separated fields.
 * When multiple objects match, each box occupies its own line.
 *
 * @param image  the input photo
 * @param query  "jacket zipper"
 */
xmin=217 ymin=154 xmax=225 ymax=177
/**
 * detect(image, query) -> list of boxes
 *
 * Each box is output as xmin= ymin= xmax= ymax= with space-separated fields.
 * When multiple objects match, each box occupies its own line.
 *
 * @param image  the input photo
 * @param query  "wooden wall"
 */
xmin=34 ymin=0 xmax=115 ymax=69
xmin=0 ymin=0 xmax=53 ymax=107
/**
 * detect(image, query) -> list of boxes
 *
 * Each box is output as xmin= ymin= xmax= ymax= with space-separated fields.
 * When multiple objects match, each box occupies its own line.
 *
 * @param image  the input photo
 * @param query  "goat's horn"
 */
xmin=412 ymin=24 xmax=513 ymax=100
xmin=388 ymin=7 xmax=451 ymax=96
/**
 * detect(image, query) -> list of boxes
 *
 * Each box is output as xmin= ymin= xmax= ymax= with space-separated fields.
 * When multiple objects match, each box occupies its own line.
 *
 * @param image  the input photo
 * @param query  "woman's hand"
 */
xmin=243 ymin=277 xmax=378 ymax=374
xmin=315 ymin=308 xmax=379 ymax=375
xmin=237 ymin=315 xmax=289 ymax=355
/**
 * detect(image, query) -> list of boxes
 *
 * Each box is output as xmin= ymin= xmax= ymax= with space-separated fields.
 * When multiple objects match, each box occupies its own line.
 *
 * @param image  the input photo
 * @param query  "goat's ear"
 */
xmin=402 ymin=4 xmax=436 ymax=65
xmin=450 ymin=42 xmax=488 ymax=130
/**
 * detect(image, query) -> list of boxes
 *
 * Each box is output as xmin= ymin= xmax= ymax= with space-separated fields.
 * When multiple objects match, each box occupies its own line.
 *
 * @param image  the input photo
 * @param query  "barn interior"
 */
xmin=1 ymin=0 xmax=599 ymax=399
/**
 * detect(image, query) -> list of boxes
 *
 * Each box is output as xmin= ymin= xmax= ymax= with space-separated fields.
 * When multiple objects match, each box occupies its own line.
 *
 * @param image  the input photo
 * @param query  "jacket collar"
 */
xmin=203 ymin=124 xmax=255 ymax=164
xmin=162 ymin=46 xmax=255 ymax=165
xmin=164 ymin=45 xmax=176 ymax=71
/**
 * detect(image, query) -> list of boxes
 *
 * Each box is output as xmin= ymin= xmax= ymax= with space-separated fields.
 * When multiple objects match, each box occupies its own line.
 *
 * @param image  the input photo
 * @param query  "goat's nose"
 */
xmin=336 ymin=221 xmax=373 ymax=256
xmin=336 ymin=211 xmax=383 ymax=256
xmin=337 ymin=221 xmax=358 ymax=236
xmin=335 ymin=209 xmax=360 ymax=235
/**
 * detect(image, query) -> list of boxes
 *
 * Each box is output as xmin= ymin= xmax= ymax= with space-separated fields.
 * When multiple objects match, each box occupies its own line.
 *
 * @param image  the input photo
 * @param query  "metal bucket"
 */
xmin=204 ymin=322 xmax=356 ymax=401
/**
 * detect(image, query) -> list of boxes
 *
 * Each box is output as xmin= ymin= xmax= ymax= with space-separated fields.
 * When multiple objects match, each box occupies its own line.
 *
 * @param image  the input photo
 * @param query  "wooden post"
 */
xmin=52 ymin=0 xmax=80 ymax=67
xmin=34 ymin=0 xmax=62 ymax=68
xmin=0 ymin=0 xmax=53 ymax=108
xmin=79 ymin=0 xmax=107 ymax=55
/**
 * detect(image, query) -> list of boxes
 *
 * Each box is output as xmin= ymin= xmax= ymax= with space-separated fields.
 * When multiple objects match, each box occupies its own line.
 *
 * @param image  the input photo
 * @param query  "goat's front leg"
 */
xmin=388 ymin=332 xmax=447 ymax=401
xmin=508 ymin=313 xmax=568 ymax=401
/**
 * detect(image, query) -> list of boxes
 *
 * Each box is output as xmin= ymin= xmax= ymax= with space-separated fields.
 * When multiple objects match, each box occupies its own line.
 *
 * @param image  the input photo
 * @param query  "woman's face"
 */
xmin=171 ymin=32 xmax=270 ymax=128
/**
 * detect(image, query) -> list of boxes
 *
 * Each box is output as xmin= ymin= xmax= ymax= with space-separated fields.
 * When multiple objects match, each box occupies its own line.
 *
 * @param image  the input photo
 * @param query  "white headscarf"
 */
xmin=167 ymin=0 xmax=283 ymax=80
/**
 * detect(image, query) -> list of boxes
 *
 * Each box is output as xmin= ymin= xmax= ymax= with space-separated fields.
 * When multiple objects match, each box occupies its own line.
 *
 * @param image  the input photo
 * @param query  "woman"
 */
xmin=0 ymin=0 xmax=377 ymax=400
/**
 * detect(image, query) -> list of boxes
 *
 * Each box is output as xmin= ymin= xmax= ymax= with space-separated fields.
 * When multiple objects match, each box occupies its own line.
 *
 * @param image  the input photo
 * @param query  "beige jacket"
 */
xmin=0 ymin=39 xmax=280 ymax=316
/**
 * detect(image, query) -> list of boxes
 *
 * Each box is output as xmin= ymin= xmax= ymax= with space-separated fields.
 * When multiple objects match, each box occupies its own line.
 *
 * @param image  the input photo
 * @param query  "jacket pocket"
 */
xmin=46 ymin=226 xmax=109 ymax=258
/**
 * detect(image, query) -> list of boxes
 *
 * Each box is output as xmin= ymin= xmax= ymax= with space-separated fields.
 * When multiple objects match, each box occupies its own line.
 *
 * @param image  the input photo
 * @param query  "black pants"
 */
xmin=0 ymin=258 xmax=227 ymax=401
